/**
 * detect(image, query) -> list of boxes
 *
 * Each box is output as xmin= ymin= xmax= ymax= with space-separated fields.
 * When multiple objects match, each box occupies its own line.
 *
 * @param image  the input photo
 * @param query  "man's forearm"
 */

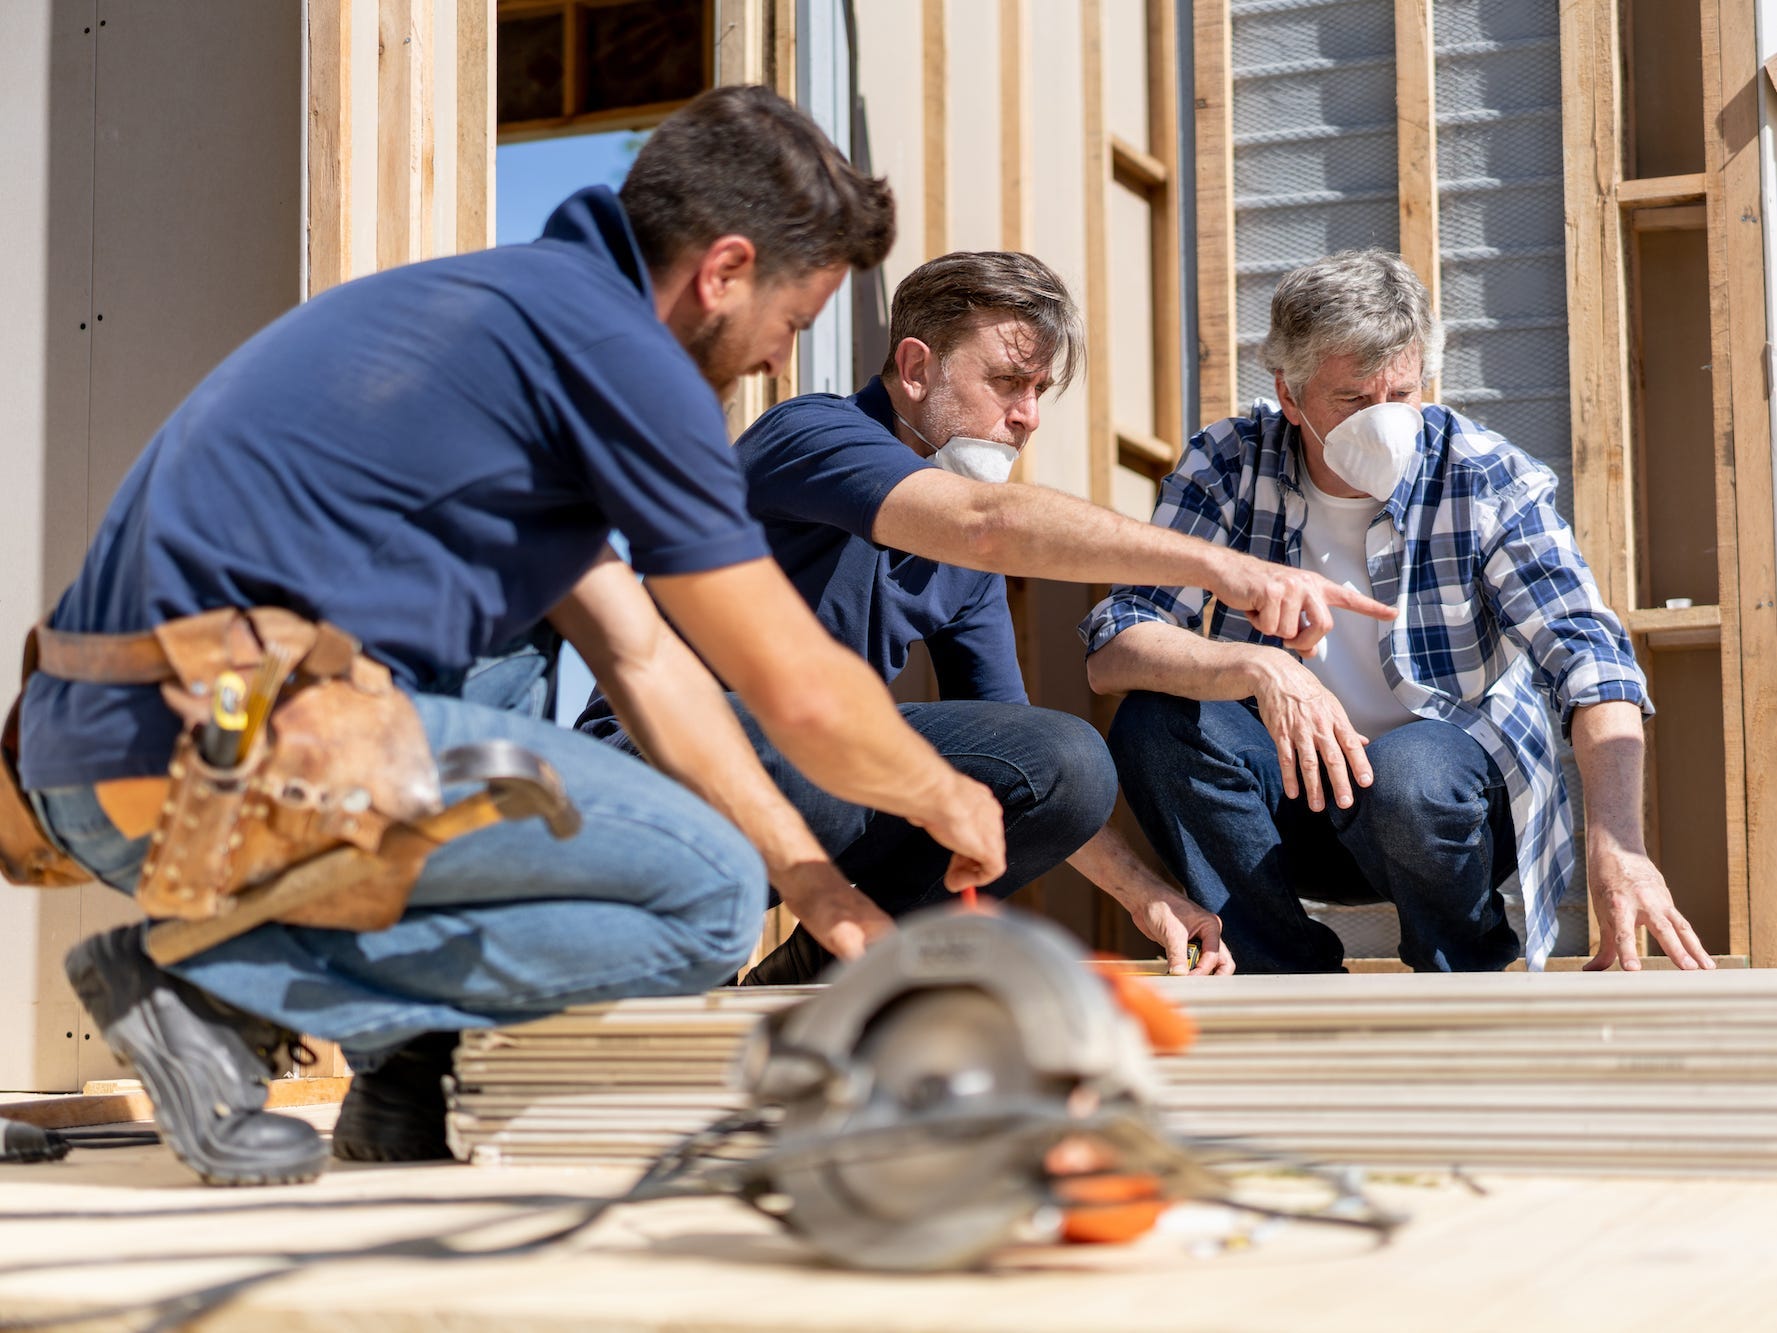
xmin=1569 ymin=700 xmax=1650 ymax=857
xmin=878 ymin=477 xmax=1236 ymax=590
xmin=1085 ymin=619 xmax=1284 ymax=700
xmin=1066 ymin=822 xmax=1183 ymax=912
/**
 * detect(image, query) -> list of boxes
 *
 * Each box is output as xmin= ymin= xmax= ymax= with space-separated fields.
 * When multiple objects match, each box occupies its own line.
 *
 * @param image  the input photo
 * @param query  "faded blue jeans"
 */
xmin=31 ymin=690 xmax=767 ymax=1064
xmin=592 ymin=697 xmax=1118 ymax=984
xmin=1108 ymin=693 xmax=1519 ymax=973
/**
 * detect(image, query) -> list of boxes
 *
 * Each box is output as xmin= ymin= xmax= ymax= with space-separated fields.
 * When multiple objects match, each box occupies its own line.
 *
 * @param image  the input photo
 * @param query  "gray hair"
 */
xmin=1258 ymin=249 xmax=1444 ymax=394
xmin=883 ymin=251 xmax=1085 ymax=393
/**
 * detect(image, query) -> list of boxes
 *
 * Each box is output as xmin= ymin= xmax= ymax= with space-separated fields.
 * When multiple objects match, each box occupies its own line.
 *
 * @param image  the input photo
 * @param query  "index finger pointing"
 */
xmin=1326 ymin=583 xmax=1396 ymax=622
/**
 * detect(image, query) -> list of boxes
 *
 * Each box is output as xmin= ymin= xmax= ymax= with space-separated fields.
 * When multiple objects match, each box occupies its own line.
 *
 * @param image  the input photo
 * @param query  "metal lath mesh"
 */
xmin=1435 ymin=0 xmax=1587 ymax=957
xmin=1230 ymin=0 xmax=1400 ymax=406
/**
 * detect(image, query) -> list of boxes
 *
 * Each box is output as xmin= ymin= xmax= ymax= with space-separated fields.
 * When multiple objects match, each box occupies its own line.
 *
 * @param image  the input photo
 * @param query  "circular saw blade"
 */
xmin=770 ymin=986 xmax=1065 ymax=1271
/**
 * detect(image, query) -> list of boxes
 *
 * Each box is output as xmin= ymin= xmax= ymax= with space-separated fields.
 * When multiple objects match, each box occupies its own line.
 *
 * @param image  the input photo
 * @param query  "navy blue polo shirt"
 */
xmin=578 ymin=376 xmax=1025 ymax=743
xmin=21 ymin=187 xmax=769 ymax=788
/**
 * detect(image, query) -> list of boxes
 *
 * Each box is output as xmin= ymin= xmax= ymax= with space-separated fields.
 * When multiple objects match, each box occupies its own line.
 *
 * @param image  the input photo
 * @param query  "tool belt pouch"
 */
xmin=0 ymin=697 xmax=88 ymax=888
xmin=135 ymin=613 xmax=442 ymax=932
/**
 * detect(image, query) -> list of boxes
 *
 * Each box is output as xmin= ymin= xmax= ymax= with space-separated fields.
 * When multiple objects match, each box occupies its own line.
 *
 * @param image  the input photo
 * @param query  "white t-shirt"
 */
xmin=1297 ymin=471 xmax=1417 ymax=741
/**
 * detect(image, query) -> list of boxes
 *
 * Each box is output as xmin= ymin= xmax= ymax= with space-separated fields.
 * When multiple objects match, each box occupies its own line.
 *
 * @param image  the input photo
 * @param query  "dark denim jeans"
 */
xmin=33 ymin=691 xmax=767 ymax=1064
xmin=608 ymin=697 xmax=1118 ymax=984
xmin=1108 ymin=692 xmax=1518 ymax=973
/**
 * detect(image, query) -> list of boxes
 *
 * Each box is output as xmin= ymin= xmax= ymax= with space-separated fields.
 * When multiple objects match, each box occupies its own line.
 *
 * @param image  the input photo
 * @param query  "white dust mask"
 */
xmin=896 ymin=412 xmax=1020 ymax=485
xmin=1307 ymin=401 xmax=1423 ymax=501
xmin=928 ymin=436 xmax=1019 ymax=484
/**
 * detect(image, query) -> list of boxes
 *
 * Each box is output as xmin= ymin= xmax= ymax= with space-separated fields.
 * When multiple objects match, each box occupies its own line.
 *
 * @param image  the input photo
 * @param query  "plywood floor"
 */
xmin=0 ymin=1103 xmax=1771 ymax=1332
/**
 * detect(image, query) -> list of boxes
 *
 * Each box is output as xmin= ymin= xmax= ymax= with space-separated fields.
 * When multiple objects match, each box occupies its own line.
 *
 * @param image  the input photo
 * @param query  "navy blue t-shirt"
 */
xmin=21 ymin=187 xmax=769 ymax=788
xmin=579 ymin=376 xmax=1025 ymax=742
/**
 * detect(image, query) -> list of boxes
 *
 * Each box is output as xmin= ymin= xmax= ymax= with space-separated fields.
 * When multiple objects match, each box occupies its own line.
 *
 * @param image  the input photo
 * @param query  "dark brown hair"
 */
xmin=620 ymin=85 xmax=895 ymax=280
xmin=882 ymin=251 xmax=1083 ymax=391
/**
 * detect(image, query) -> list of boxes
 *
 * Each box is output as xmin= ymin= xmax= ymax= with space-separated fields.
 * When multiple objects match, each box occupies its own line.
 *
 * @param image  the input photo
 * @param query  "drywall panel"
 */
xmin=434 ymin=0 xmax=460 ymax=258
xmin=88 ymin=1 xmax=303 ymax=516
xmin=945 ymin=0 xmax=1000 ymax=252
xmin=0 ymin=2 xmax=96 ymax=1093
xmin=1230 ymin=0 xmax=1398 ymax=406
xmin=1433 ymin=0 xmax=1573 ymax=517
xmin=1109 ymin=183 xmax=1156 ymax=442
xmin=1026 ymin=1 xmax=1091 ymax=502
xmin=853 ymin=0 xmax=926 ymax=297
xmin=1104 ymin=0 xmax=1149 ymax=152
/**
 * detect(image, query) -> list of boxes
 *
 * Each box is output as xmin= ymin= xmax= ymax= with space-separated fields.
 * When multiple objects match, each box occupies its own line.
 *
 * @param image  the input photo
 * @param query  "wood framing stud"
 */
xmin=457 ymin=0 xmax=495 ymax=253
xmin=1701 ymin=0 xmax=1773 ymax=963
xmin=1081 ymin=0 xmax=1113 ymax=511
xmin=307 ymin=0 xmax=353 ymax=296
xmin=922 ymin=0 xmax=947 ymax=260
xmin=1146 ymin=0 xmax=1183 ymax=460
xmin=1193 ymin=0 xmax=1236 ymax=422
xmin=1394 ymin=0 xmax=1440 ymax=316
xmin=377 ymin=0 xmax=434 ymax=270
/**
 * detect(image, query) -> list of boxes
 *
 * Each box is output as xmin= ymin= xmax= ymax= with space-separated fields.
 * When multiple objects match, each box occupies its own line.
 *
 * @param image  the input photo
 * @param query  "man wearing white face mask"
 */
xmin=579 ymin=251 xmax=1392 ymax=982
xmin=1085 ymin=249 xmax=1709 ymax=975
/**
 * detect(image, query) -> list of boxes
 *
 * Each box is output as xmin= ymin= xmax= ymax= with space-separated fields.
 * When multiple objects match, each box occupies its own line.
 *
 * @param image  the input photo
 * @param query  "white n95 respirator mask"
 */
xmin=1307 ymin=401 xmax=1423 ymax=501
xmin=896 ymin=410 xmax=1020 ymax=485
xmin=927 ymin=436 xmax=1019 ymax=485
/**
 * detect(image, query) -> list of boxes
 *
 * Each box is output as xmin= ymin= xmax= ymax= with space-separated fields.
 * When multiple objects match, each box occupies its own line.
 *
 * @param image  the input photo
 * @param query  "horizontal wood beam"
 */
xmin=1631 ymin=203 xmax=1708 ymax=232
xmin=1110 ymin=135 xmax=1168 ymax=193
xmin=1116 ymin=426 xmax=1179 ymax=478
xmin=1616 ymin=172 xmax=1708 ymax=208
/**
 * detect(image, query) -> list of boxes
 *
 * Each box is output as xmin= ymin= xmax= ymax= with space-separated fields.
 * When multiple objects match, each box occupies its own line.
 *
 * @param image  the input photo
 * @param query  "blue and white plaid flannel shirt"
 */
xmin=1080 ymin=401 xmax=1651 ymax=969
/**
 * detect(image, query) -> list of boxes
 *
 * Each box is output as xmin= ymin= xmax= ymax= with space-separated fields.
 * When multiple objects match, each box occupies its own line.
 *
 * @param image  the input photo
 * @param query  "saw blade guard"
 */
xmin=736 ymin=906 xmax=1162 ymax=1270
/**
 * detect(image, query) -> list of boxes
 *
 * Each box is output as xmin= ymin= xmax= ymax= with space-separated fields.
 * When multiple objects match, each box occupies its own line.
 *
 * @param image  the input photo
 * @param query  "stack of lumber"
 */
xmin=446 ymin=969 xmax=1777 ymax=1175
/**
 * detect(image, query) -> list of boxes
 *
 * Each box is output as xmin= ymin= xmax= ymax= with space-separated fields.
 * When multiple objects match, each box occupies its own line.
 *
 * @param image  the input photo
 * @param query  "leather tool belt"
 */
xmin=0 ymin=609 xmax=577 ymax=964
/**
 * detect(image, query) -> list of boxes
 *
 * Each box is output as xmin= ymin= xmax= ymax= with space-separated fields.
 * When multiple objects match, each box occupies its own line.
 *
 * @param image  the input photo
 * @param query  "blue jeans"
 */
xmin=603 ymin=698 xmax=1117 ymax=983
xmin=31 ymin=692 xmax=767 ymax=1064
xmin=1108 ymin=693 xmax=1519 ymax=973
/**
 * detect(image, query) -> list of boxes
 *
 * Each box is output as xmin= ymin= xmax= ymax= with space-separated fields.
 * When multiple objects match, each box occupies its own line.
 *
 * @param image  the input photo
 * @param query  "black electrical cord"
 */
xmin=0 ymin=1098 xmax=1399 ymax=1332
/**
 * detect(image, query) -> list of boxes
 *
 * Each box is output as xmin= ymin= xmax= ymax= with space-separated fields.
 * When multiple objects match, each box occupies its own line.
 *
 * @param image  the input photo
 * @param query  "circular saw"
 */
xmin=731 ymin=905 xmax=1224 ymax=1270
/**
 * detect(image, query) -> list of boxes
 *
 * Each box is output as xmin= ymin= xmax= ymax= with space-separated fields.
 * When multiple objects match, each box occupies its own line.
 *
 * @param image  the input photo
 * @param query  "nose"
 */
xmin=1006 ymin=387 xmax=1041 ymax=436
xmin=758 ymin=332 xmax=795 ymax=380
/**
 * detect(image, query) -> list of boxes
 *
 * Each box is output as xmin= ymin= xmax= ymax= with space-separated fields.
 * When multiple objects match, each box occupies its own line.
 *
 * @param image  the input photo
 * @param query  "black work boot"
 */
xmin=738 ymin=924 xmax=835 ymax=987
xmin=63 ymin=924 xmax=328 ymax=1187
xmin=331 ymin=1031 xmax=459 ymax=1162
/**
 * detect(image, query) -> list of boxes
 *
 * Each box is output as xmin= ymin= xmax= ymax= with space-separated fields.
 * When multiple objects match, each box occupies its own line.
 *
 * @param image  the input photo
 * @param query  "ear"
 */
xmin=893 ymin=337 xmax=935 ymax=403
xmin=1274 ymin=372 xmax=1303 ymax=427
xmin=691 ymin=235 xmax=758 ymax=314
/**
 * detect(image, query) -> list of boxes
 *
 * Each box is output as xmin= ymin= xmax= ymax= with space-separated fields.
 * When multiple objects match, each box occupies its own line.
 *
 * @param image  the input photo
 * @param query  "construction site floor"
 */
xmin=0 ymin=1104 xmax=1771 ymax=1331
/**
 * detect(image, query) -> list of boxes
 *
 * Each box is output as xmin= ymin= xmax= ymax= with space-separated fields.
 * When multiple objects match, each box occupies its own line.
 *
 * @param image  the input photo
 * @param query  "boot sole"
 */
xmin=65 ymin=935 xmax=329 ymax=1187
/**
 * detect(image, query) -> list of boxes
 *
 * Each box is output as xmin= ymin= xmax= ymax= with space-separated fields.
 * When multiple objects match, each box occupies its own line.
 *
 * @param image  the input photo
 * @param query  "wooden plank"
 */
xmin=1192 ymin=0 xmax=1236 ymax=424
xmin=307 ymin=0 xmax=353 ymax=295
xmin=376 ymin=0 xmax=432 ymax=270
xmin=1110 ymin=136 xmax=1166 ymax=192
xmin=1394 ymin=0 xmax=1439 ymax=401
xmin=1703 ymin=0 xmax=1774 ymax=964
xmin=456 ymin=0 xmax=494 ymax=253
xmin=1617 ymin=171 xmax=1709 ymax=207
xmin=1080 ymin=0 xmax=1112 ymax=511
xmin=1116 ymin=426 xmax=1178 ymax=479
xmin=1631 ymin=203 xmax=1708 ymax=232
xmin=1146 ymin=0 xmax=1183 ymax=457
xmin=922 ymin=0 xmax=947 ymax=260
xmin=1559 ymin=1 xmax=1633 ymax=617
xmin=999 ymin=0 xmax=1031 ymax=254
xmin=1699 ymin=0 xmax=1749 ymax=959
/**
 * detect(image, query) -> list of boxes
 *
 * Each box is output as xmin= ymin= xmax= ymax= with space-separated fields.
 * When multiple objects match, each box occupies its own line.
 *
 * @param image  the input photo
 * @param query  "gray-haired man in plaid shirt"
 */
xmin=1082 ymin=250 xmax=1708 ymax=973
